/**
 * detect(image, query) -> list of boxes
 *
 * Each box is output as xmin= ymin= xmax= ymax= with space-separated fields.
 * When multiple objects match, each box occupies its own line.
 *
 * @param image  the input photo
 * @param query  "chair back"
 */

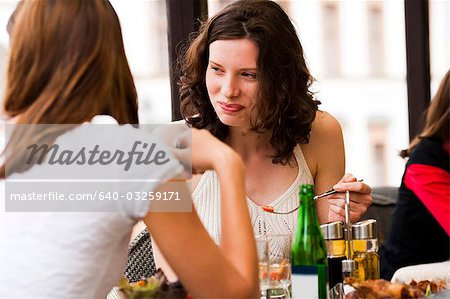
xmin=123 ymin=228 xmax=156 ymax=282
xmin=361 ymin=186 xmax=398 ymax=245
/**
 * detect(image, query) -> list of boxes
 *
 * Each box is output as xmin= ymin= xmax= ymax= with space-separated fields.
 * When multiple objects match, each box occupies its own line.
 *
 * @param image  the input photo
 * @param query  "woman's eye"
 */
xmin=210 ymin=66 xmax=221 ymax=72
xmin=242 ymin=72 xmax=257 ymax=79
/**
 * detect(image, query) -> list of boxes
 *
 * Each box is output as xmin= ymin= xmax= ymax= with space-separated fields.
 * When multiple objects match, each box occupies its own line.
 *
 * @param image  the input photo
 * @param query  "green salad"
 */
xmin=118 ymin=269 xmax=187 ymax=299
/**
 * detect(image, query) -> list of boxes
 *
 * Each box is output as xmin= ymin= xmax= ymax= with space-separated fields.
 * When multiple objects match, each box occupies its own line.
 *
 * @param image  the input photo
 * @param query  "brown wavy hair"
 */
xmin=179 ymin=0 xmax=320 ymax=164
xmin=400 ymin=69 xmax=450 ymax=158
xmin=1 ymin=0 xmax=138 ymax=178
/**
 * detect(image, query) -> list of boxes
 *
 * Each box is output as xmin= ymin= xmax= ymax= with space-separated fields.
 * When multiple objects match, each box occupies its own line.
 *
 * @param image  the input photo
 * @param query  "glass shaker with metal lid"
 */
xmin=320 ymin=221 xmax=346 ymax=289
xmin=351 ymin=219 xmax=380 ymax=281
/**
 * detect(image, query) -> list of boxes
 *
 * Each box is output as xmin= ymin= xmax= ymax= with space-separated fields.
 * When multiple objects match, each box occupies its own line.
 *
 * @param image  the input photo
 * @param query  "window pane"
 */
xmin=367 ymin=2 xmax=385 ymax=77
xmin=301 ymin=0 xmax=409 ymax=186
xmin=110 ymin=0 xmax=171 ymax=124
xmin=429 ymin=0 xmax=450 ymax=94
xmin=322 ymin=1 xmax=341 ymax=77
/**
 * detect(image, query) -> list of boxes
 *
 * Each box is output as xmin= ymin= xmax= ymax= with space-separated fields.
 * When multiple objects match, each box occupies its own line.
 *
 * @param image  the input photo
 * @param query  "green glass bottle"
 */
xmin=291 ymin=184 xmax=328 ymax=299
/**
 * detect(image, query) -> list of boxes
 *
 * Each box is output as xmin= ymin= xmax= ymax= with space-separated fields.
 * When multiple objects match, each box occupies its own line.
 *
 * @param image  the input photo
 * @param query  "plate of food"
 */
xmin=344 ymin=279 xmax=448 ymax=299
xmin=115 ymin=269 xmax=188 ymax=299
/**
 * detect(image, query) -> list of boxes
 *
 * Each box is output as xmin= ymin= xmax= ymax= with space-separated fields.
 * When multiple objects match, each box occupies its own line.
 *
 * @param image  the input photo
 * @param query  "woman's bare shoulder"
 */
xmin=300 ymin=110 xmax=344 ymax=176
xmin=311 ymin=111 xmax=343 ymax=140
xmin=300 ymin=110 xmax=343 ymax=150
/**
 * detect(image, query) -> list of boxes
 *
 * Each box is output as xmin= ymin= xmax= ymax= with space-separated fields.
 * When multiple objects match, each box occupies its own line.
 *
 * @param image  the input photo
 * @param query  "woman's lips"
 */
xmin=218 ymin=102 xmax=244 ymax=113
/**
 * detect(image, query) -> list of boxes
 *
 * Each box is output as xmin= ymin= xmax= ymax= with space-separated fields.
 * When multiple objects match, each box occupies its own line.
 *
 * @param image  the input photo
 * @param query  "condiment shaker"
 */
xmin=320 ymin=221 xmax=346 ymax=290
xmin=351 ymin=219 xmax=380 ymax=281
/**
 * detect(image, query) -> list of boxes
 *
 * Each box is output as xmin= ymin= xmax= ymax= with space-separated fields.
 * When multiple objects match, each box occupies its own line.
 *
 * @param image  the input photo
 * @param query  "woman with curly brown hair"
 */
xmin=177 ymin=0 xmax=372 ymax=236
xmin=153 ymin=0 xmax=372 ymax=277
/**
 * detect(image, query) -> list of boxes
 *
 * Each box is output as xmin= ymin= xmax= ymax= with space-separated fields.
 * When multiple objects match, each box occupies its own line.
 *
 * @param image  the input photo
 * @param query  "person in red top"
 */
xmin=380 ymin=70 xmax=450 ymax=280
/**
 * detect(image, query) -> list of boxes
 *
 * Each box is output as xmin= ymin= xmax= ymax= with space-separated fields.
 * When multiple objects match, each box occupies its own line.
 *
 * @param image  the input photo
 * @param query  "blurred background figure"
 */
xmin=380 ymin=69 xmax=450 ymax=280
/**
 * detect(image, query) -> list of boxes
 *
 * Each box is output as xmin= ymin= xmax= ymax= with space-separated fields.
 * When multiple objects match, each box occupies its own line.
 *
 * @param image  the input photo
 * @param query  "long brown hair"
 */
xmin=1 ymin=0 xmax=138 ymax=178
xmin=179 ymin=0 xmax=319 ymax=165
xmin=400 ymin=69 xmax=450 ymax=158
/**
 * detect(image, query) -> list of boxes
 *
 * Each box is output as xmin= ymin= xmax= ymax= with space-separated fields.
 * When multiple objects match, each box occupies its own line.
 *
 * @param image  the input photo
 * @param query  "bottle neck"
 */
xmin=300 ymin=197 xmax=315 ymax=206
xmin=299 ymin=197 xmax=320 ymax=224
xmin=292 ymin=191 xmax=327 ymax=265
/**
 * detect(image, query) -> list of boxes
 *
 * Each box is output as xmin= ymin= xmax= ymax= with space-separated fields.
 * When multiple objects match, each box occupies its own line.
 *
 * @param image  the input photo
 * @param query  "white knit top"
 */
xmin=192 ymin=145 xmax=314 ymax=244
xmin=0 ymin=116 xmax=184 ymax=299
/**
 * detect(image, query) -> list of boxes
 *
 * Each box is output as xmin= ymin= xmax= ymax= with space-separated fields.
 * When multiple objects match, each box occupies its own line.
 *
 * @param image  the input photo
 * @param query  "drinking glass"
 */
xmin=255 ymin=235 xmax=270 ymax=298
xmin=267 ymin=234 xmax=291 ymax=299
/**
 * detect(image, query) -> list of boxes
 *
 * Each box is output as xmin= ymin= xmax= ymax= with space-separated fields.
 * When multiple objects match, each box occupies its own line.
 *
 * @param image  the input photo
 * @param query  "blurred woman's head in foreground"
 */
xmin=4 ymin=0 xmax=138 ymax=125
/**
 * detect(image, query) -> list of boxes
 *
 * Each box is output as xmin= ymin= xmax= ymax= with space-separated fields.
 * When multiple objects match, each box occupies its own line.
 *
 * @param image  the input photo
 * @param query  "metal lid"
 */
xmin=320 ymin=221 xmax=344 ymax=240
xmin=341 ymin=259 xmax=356 ymax=272
xmin=352 ymin=219 xmax=377 ymax=240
